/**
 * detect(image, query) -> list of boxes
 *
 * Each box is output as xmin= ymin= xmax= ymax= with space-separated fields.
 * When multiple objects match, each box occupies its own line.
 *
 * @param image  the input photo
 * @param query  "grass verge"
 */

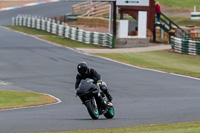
xmin=94 ymin=50 xmax=200 ymax=78
xmin=38 ymin=122 xmax=200 ymax=133
xmin=159 ymin=0 xmax=199 ymax=9
xmin=5 ymin=25 xmax=104 ymax=49
xmin=0 ymin=91 xmax=57 ymax=110
xmin=168 ymin=16 xmax=200 ymax=27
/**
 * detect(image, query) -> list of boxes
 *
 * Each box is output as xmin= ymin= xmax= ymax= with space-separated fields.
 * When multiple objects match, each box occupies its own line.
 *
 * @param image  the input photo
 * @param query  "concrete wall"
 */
xmin=138 ymin=11 xmax=147 ymax=38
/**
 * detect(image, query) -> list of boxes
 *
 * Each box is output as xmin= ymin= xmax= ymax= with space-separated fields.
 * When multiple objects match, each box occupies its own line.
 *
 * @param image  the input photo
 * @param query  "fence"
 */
xmin=12 ymin=15 xmax=114 ymax=48
xmin=171 ymin=36 xmax=200 ymax=55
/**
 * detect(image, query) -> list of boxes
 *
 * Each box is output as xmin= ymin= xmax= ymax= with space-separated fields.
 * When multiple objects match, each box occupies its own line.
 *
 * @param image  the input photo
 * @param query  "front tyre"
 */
xmin=104 ymin=106 xmax=114 ymax=119
xmin=85 ymin=98 xmax=99 ymax=119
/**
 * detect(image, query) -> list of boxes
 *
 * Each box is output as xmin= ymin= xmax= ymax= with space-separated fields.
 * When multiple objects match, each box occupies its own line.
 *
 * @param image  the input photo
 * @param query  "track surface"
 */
xmin=0 ymin=1 xmax=77 ymax=25
xmin=1 ymin=2 xmax=200 ymax=133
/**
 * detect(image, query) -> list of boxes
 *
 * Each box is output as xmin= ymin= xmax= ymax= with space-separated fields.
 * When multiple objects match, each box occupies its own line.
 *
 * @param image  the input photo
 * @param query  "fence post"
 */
xmin=18 ymin=16 xmax=20 ymax=25
xmin=106 ymin=33 xmax=113 ymax=48
xmin=26 ymin=16 xmax=28 ymax=27
xmin=56 ymin=21 xmax=59 ymax=35
xmin=50 ymin=20 xmax=53 ymax=33
xmin=181 ymin=39 xmax=189 ymax=54
xmin=69 ymin=27 xmax=72 ymax=39
xmin=65 ymin=26 xmax=69 ymax=38
xmin=35 ymin=17 xmax=37 ymax=29
xmin=40 ymin=19 xmax=42 ymax=30
xmin=23 ymin=16 xmax=25 ymax=26
xmin=196 ymin=41 xmax=200 ymax=55
xmin=98 ymin=33 xmax=104 ymax=45
xmin=30 ymin=17 xmax=33 ymax=28
xmin=78 ymin=29 xmax=83 ymax=42
xmin=62 ymin=22 xmax=65 ymax=37
xmin=76 ymin=28 xmax=79 ymax=41
xmin=90 ymin=32 xmax=94 ymax=44
xmin=171 ymin=36 xmax=175 ymax=50
xmin=82 ymin=31 xmax=86 ymax=43
xmin=12 ymin=17 xmax=15 ymax=25
xmin=32 ymin=17 xmax=35 ymax=28
xmin=19 ymin=16 xmax=22 ymax=26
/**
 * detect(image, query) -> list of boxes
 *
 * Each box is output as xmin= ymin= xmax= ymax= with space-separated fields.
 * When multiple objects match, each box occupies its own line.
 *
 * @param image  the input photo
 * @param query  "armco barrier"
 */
xmin=12 ymin=15 xmax=114 ymax=48
xmin=171 ymin=36 xmax=200 ymax=55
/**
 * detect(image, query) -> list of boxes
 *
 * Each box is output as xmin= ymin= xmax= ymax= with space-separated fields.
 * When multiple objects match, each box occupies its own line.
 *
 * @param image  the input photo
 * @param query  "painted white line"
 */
xmin=24 ymin=3 xmax=39 ymax=6
xmin=3 ymin=26 xmax=200 ymax=82
xmin=0 ymin=93 xmax=62 ymax=111
xmin=0 ymin=80 xmax=12 ymax=85
xmin=169 ymin=73 xmax=200 ymax=81
xmin=0 ymin=7 xmax=16 ymax=11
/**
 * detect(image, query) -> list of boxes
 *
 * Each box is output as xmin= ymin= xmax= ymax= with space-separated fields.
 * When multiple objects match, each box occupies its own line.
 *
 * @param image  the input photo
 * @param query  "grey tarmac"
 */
xmin=1 ymin=25 xmax=200 ymax=133
xmin=1 ymin=2 xmax=200 ymax=133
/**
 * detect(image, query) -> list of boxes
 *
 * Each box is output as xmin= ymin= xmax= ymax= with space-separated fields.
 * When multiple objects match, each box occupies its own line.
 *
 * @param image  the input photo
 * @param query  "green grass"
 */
xmin=168 ymin=16 xmax=200 ymax=27
xmin=158 ymin=0 xmax=199 ymax=9
xmin=38 ymin=122 xmax=200 ymax=133
xmin=0 ymin=91 xmax=56 ymax=109
xmin=94 ymin=50 xmax=200 ymax=78
xmin=5 ymin=26 xmax=103 ymax=49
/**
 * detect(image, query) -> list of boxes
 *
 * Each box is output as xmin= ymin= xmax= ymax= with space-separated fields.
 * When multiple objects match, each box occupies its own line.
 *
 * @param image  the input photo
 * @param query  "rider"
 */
xmin=75 ymin=62 xmax=113 ymax=103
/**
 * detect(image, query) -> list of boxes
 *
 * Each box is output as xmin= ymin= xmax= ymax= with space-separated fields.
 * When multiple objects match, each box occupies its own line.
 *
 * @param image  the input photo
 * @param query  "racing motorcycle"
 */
xmin=76 ymin=78 xmax=114 ymax=120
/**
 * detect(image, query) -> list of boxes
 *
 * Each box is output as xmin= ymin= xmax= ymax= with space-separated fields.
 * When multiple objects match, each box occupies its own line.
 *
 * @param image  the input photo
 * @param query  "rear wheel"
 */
xmin=85 ymin=98 xmax=99 ymax=119
xmin=104 ymin=106 xmax=114 ymax=119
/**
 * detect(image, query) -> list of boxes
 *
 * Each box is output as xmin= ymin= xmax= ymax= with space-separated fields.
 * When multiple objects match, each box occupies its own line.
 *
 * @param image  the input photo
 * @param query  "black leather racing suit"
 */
xmin=75 ymin=68 xmax=112 ymax=101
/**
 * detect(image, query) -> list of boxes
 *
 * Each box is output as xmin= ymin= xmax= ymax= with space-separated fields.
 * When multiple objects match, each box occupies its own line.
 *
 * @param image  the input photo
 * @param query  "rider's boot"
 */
xmin=104 ymin=90 xmax=113 ymax=106
xmin=99 ymin=84 xmax=113 ymax=105
xmin=105 ymin=90 xmax=113 ymax=102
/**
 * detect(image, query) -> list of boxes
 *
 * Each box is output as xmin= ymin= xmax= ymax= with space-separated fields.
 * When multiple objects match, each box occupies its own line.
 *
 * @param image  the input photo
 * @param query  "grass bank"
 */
xmin=94 ymin=50 xmax=200 ymax=78
xmin=5 ymin=26 xmax=103 ymax=49
xmin=38 ymin=122 xmax=200 ymax=133
xmin=0 ymin=91 xmax=57 ymax=110
xmin=168 ymin=16 xmax=200 ymax=27
xmin=159 ymin=0 xmax=199 ymax=9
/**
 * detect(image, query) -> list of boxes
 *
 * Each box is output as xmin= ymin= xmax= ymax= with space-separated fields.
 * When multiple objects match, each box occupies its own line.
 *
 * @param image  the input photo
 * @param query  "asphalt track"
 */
xmin=1 ymin=2 xmax=200 ymax=133
xmin=0 ymin=1 xmax=78 ymax=25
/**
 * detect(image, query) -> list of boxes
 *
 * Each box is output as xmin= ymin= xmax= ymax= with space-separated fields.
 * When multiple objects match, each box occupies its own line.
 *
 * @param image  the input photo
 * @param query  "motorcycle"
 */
xmin=76 ymin=78 xmax=114 ymax=120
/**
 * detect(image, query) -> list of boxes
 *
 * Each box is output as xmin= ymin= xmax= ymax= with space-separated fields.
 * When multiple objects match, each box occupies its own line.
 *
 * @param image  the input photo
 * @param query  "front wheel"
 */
xmin=104 ymin=106 xmax=114 ymax=119
xmin=85 ymin=98 xmax=99 ymax=120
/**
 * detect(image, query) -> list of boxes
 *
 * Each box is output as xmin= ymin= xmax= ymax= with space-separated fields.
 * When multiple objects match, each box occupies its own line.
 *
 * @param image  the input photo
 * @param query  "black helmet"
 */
xmin=77 ymin=62 xmax=88 ymax=75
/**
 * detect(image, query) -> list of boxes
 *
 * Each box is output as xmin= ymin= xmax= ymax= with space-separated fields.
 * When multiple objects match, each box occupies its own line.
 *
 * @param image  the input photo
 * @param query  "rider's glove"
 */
xmin=97 ymin=80 xmax=102 ymax=86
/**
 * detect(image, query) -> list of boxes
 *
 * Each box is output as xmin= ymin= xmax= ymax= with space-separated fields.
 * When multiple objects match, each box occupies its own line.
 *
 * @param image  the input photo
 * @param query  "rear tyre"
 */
xmin=104 ymin=106 xmax=114 ymax=119
xmin=85 ymin=98 xmax=99 ymax=120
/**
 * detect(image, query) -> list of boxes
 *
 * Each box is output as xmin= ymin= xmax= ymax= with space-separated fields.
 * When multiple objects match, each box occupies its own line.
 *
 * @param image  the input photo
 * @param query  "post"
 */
xmin=138 ymin=11 xmax=147 ymax=38
xmin=153 ymin=26 xmax=156 ymax=42
xmin=109 ymin=3 xmax=112 ymax=33
xmin=112 ymin=1 xmax=116 ymax=48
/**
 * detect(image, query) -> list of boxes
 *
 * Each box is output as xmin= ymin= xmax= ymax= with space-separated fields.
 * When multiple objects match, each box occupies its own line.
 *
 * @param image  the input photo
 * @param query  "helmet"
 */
xmin=77 ymin=62 xmax=88 ymax=75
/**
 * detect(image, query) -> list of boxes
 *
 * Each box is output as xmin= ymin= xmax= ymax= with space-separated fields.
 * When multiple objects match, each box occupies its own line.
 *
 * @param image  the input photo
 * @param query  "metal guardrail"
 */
xmin=12 ymin=15 xmax=114 ymax=48
xmin=171 ymin=36 xmax=200 ymax=55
